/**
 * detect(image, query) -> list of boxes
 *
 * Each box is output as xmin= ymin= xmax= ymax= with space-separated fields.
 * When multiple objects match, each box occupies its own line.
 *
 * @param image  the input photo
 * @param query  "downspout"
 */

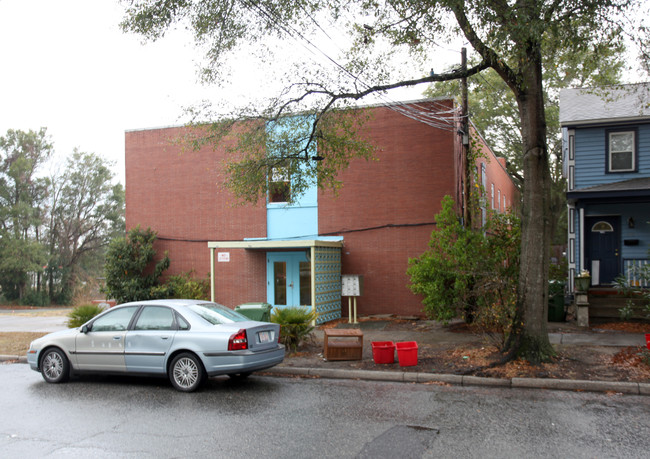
xmin=210 ymin=247 xmax=215 ymax=303
xmin=310 ymin=245 xmax=316 ymax=326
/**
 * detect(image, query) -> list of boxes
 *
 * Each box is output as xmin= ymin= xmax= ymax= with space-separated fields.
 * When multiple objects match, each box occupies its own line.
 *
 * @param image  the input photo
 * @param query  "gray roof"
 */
xmin=576 ymin=177 xmax=650 ymax=193
xmin=559 ymin=83 xmax=650 ymax=126
xmin=567 ymin=177 xmax=650 ymax=201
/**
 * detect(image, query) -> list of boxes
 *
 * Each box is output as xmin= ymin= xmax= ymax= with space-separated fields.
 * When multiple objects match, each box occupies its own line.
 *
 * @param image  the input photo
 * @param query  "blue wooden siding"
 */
xmin=574 ymin=124 xmax=650 ymax=189
xmin=574 ymin=203 xmax=650 ymax=273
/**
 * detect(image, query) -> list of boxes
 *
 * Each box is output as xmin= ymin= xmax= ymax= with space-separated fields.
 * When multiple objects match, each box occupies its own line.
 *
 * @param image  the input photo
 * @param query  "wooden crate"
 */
xmin=324 ymin=329 xmax=364 ymax=361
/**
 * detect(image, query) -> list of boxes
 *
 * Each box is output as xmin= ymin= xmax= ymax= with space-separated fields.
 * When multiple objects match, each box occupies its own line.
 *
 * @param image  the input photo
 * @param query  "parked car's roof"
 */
xmin=117 ymin=299 xmax=221 ymax=308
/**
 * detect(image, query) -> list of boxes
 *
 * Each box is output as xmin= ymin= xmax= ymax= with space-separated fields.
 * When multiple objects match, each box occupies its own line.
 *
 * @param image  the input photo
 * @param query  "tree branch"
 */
xmin=280 ymin=61 xmax=491 ymax=160
xmin=448 ymin=1 xmax=520 ymax=94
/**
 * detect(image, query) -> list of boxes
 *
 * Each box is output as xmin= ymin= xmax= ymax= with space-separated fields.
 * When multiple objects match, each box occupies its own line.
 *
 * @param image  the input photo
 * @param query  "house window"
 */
xmin=591 ymin=221 xmax=614 ymax=233
xmin=491 ymin=183 xmax=495 ymax=209
xmin=497 ymin=189 xmax=501 ymax=212
xmin=607 ymin=130 xmax=636 ymax=172
xmin=269 ymin=166 xmax=290 ymax=203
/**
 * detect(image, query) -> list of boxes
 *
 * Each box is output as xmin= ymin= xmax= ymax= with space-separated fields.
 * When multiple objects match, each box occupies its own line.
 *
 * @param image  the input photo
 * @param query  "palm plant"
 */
xmin=270 ymin=306 xmax=316 ymax=352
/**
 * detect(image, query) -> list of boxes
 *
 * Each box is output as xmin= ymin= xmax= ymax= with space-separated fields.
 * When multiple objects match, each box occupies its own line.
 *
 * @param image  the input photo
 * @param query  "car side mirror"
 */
xmin=82 ymin=324 xmax=91 ymax=333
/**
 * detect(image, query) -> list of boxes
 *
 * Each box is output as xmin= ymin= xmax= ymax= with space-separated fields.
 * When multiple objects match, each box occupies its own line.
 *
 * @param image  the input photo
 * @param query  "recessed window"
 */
xmin=269 ymin=166 xmax=290 ymax=203
xmin=608 ymin=130 xmax=636 ymax=172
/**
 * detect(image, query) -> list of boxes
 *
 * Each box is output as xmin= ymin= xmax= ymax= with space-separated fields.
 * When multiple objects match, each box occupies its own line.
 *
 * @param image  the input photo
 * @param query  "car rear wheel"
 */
xmin=40 ymin=348 xmax=70 ymax=384
xmin=169 ymin=353 xmax=205 ymax=392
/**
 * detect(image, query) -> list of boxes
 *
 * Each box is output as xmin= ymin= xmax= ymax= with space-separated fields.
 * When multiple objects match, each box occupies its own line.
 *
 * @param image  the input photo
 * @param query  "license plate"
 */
xmin=258 ymin=331 xmax=272 ymax=343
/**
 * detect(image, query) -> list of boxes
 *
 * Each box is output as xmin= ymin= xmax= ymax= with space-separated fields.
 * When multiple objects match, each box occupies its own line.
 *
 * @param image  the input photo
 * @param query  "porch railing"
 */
xmin=623 ymin=259 xmax=649 ymax=287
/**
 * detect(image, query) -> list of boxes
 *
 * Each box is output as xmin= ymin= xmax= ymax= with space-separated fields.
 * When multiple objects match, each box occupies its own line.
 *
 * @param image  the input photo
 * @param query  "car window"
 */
xmin=188 ymin=303 xmax=248 ymax=325
xmin=134 ymin=306 xmax=175 ymax=331
xmin=91 ymin=306 xmax=139 ymax=332
xmin=175 ymin=313 xmax=190 ymax=330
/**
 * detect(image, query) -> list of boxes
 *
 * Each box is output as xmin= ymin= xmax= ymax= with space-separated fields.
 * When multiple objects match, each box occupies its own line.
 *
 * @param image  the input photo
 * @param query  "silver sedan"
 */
xmin=27 ymin=299 xmax=285 ymax=392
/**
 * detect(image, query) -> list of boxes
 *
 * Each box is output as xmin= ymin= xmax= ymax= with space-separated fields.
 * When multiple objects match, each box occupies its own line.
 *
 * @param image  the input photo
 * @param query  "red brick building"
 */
xmin=125 ymin=99 xmax=519 ymax=322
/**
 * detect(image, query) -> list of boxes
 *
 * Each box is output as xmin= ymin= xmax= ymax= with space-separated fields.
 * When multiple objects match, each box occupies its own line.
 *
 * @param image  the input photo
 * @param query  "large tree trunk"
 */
xmin=503 ymin=52 xmax=555 ymax=363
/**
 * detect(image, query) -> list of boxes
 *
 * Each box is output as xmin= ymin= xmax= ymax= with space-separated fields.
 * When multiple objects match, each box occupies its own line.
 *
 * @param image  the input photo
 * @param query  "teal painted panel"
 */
xmin=267 ymin=206 xmax=318 ymax=239
xmin=314 ymin=246 xmax=341 ymax=324
xmin=266 ymin=115 xmax=319 ymax=238
xmin=266 ymin=252 xmax=309 ymax=308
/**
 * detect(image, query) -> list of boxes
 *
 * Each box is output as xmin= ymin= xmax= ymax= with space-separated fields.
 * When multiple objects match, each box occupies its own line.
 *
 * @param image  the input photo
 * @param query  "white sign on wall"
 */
xmin=218 ymin=252 xmax=230 ymax=262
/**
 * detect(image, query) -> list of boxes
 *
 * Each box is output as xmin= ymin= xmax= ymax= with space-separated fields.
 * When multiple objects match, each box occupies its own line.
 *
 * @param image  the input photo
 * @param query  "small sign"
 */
xmin=218 ymin=252 xmax=230 ymax=262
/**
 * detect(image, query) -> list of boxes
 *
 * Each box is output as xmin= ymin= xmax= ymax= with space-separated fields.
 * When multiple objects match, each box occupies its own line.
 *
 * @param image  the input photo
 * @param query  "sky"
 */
xmin=0 ymin=0 xmax=221 ymax=183
xmin=1 ymin=0 xmax=443 ymax=185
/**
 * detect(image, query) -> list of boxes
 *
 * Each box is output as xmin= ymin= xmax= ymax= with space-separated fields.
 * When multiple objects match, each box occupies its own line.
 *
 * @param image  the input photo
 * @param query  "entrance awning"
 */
xmin=207 ymin=239 xmax=344 ymax=324
xmin=208 ymin=238 xmax=343 ymax=250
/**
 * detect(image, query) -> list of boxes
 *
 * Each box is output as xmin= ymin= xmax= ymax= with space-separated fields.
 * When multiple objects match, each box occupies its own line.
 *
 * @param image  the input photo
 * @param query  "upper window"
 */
xmin=269 ymin=166 xmax=290 ymax=203
xmin=607 ymin=130 xmax=636 ymax=172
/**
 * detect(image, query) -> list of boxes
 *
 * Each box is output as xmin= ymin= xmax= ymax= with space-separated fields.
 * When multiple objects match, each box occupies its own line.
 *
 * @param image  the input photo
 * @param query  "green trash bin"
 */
xmin=235 ymin=302 xmax=272 ymax=322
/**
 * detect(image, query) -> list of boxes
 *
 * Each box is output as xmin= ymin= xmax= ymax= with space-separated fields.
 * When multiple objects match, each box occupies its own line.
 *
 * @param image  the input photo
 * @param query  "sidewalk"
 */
xmin=2 ymin=311 xmax=648 ymax=395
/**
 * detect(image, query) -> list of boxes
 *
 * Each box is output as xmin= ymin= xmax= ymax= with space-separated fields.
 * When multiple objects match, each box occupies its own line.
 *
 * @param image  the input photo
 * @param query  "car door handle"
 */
xmin=113 ymin=336 xmax=122 ymax=340
xmin=161 ymin=336 xmax=170 ymax=340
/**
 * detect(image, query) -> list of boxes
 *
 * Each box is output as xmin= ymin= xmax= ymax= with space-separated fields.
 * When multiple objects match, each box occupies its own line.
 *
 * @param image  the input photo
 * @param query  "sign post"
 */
xmin=341 ymin=275 xmax=363 ymax=324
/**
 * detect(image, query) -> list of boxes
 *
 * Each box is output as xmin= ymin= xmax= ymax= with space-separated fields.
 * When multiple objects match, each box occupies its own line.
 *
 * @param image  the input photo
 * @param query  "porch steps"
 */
xmin=586 ymin=288 xmax=648 ymax=320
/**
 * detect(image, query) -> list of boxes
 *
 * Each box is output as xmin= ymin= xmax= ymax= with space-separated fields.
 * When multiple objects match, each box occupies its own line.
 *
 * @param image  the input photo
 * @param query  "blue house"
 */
xmin=561 ymin=83 xmax=650 ymax=291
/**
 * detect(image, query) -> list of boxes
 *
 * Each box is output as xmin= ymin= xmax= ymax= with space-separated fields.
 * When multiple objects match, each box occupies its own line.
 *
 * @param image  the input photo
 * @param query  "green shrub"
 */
xmin=103 ymin=226 xmax=170 ymax=303
xmin=407 ymin=195 xmax=520 ymax=341
xmin=19 ymin=289 xmax=50 ymax=307
xmin=165 ymin=271 xmax=210 ymax=300
xmin=271 ymin=306 xmax=316 ymax=352
xmin=67 ymin=304 xmax=105 ymax=328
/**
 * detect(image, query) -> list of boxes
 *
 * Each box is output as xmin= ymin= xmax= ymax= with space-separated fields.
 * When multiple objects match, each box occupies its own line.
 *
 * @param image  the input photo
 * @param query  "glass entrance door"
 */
xmin=267 ymin=252 xmax=311 ymax=308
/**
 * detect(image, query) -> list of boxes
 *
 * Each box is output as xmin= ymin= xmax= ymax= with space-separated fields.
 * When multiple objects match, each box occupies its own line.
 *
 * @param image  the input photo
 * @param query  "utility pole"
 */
xmin=461 ymin=47 xmax=471 ymax=228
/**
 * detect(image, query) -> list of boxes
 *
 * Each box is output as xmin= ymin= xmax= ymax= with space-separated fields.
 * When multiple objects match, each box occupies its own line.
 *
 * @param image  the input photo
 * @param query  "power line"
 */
xmin=241 ymin=1 xmax=462 ymax=131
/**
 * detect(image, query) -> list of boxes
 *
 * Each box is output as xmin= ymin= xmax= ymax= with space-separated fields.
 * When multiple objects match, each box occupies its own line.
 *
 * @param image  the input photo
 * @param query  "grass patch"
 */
xmin=0 ymin=332 xmax=47 ymax=356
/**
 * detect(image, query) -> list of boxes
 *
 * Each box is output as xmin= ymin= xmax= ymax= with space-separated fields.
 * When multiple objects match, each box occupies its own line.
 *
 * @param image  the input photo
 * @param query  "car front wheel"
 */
xmin=169 ymin=353 xmax=205 ymax=392
xmin=40 ymin=348 xmax=70 ymax=384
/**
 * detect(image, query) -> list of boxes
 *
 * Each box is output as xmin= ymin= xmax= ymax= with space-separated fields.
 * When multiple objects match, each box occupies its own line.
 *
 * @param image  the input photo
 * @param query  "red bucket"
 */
xmin=396 ymin=341 xmax=418 ymax=367
xmin=372 ymin=341 xmax=395 ymax=364
xmin=646 ymin=334 xmax=650 ymax=351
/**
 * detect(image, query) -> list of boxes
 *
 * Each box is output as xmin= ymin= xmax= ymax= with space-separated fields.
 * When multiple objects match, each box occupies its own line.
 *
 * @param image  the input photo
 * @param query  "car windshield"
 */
xmin=188 ymin=303 xmax=248 ymax=325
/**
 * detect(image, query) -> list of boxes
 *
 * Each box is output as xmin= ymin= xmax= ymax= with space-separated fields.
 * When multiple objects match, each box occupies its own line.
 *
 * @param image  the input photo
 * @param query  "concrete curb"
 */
xmin=5 ymin=355 xmax=648 ymax=395
xmin=1 ymin=355 xmax=26 ymax=363
xmin=264 ymin=366 xmax=650 ymax=395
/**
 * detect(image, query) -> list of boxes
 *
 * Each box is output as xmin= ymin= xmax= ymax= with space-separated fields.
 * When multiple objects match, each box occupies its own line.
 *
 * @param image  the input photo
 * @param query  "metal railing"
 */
xmin=623 ymin=259 xmax=649 ymax=287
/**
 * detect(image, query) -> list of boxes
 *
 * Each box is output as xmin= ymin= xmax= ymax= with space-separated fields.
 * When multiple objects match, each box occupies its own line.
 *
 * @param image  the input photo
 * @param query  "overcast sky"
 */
xmin=0 ymin=0 xmax=218 ymax=183
xmin=0 ymin=0 xmax=473 ymax=185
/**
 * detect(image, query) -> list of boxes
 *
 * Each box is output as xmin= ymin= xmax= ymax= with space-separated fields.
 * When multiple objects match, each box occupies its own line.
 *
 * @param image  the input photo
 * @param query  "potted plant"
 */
xmin=575 ymin=269 xmax=591 ymax=292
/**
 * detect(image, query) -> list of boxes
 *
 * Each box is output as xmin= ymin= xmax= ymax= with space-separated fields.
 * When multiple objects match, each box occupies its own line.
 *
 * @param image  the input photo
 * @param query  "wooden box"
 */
xmin=324 ymin=329 xmax=363 ymax=361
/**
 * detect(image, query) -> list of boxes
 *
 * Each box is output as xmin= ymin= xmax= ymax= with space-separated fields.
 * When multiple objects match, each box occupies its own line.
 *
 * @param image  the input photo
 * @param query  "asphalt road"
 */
xmin=0 ymin=312 xmax=69 ymax=332
xmin=2 ymin=364 xmax=649 ymax=458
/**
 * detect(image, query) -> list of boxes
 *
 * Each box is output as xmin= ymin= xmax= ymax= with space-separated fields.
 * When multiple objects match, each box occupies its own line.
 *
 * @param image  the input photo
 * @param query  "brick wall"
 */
xmin=125 ymin=125 xmax=268 ymax=307
xmin=125 ymin=100 xmax=518 ymax=317
xmin=472 ymin=127 xmax=520 ymax=214
xmin=319 ymin=101 xmax=458 ymax=317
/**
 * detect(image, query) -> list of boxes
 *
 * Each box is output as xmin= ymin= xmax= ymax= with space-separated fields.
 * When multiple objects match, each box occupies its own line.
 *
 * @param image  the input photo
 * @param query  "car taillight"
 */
xmin=228 ymin=329 xmax=248 ymax=351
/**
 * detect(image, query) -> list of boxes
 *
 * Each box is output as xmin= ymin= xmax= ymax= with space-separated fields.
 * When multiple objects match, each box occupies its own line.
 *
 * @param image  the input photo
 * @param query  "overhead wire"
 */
xmin=241 ymin=0 xmax=462 ymax=131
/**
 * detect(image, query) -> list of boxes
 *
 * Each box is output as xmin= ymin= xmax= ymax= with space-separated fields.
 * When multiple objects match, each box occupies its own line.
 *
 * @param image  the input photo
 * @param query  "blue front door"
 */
xmin=267 ymin=252 xmax=311 ymax=308
xmin=585 ymin=216 xmax=621 ymax=285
